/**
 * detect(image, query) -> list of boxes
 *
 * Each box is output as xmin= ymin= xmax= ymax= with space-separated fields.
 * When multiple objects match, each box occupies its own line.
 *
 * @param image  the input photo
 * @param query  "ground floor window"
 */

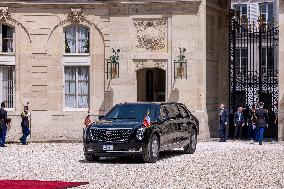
xmin=0 ymin=66 xmax=14 ymax=108
xmin=64 ymin=66 xmax=89 ymax=108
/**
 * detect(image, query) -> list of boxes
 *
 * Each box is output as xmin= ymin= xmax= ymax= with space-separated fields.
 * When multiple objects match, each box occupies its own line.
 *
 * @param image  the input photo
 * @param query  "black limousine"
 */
xmin=83 ymin=102 xmax=199 ymax=163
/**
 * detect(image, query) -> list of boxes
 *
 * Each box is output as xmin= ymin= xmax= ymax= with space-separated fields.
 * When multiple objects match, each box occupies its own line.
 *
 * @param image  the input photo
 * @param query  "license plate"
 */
xmin=103 ymin=145 xmax=113 ymax=151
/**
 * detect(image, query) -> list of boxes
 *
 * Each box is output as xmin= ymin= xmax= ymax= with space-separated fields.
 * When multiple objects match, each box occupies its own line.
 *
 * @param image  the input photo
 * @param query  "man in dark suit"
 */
xmin=234 ymin=107 xmax=245 ymax=140
xmin=219 ymin=103 xmax=229 ymax=142
xmin=255 ymin=102 xmax=269 ymax=145
xmin=0 ymin=101 xmax=8 ymax=147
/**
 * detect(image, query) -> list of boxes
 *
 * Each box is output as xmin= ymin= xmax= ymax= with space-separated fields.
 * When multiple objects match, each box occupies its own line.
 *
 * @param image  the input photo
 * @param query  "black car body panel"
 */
xmin=83 ymin=102 xmax=199 ymax=159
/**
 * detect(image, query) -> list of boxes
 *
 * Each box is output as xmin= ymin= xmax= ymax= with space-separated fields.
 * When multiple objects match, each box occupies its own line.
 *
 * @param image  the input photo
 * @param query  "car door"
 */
xmin=158 ymin=105 xmax=174 ymax=149
xmin=177 ymin=104 xmax=192 ymax=144
xmin=164 ymin=103 xmax=183 ymax=148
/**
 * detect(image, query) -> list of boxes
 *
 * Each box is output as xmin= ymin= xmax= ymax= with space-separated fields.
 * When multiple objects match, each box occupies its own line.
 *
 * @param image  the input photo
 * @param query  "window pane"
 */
xmin=65 ymin=26 xmax=76 ymax=53
xmin=242 ymin=5 xmax=247 ymax=15
xmin=0 ymin=66 xmax=14 ymax=108
xmin=268 ymin=3 xmax=274 ymax=21
xmin=65 ymin=67 xmax=76 ymax=108
xmin=78 ymin=26 xmax=89 ymax=53
xmin=77 ymin=67 xmax=89 ymax=108
xmin=2 ymin=25 xmax=14 ymax=53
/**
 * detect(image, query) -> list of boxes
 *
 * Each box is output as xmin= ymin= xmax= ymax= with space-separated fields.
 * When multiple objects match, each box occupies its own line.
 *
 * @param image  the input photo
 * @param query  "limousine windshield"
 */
xmin=104 ymin=104 xmax=159 ymax=122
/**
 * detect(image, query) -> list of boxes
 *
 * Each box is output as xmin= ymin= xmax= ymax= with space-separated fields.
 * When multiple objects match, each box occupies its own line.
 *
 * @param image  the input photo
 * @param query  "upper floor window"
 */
xmin=259 ymin=2 xmax=274 ymax=23
xmin=65 ymin=25 xmax=89 ymax=54
xmin=233 ymin=4 xmax=248 ymax=19
xmin=0 ymin=24 xmax=14 ymax=53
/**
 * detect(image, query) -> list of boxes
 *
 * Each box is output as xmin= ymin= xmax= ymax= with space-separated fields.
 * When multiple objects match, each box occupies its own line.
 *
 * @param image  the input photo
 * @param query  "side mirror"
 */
xmin=98 ymin=115 xmax=104 ymax=121
xmin=160 ymin=116 xmax=170 ymax=123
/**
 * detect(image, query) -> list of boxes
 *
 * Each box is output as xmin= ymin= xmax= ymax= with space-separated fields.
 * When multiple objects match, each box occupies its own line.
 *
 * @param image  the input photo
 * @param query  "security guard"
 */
xmin=0 ymin=101 xmax=8 ymax=147
xmin=255 ymin=102 xmax=269 ymax=145
xmin=20 ymin=106 xmax=30 ymax=145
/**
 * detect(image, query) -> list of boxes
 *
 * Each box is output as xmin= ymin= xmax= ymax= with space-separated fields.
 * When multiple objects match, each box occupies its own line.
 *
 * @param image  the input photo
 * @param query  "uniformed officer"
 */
xmin=20 ymin=105 xmax=30 ymax=145
xmin=255 ymin=102 xmax=269 ymax=145
xmin=0 ymin=101 xmax=8 ymax=147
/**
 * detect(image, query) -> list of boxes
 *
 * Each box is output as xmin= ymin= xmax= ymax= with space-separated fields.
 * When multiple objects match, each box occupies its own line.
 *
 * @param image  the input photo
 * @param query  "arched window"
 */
xmin=0 ymin=24 xmax=14 ymax=53
xmin=65 ymin=25 xmax=89 ymax=54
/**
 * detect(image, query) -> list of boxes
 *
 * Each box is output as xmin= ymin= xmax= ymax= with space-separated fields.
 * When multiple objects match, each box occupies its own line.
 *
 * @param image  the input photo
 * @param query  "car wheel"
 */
xmin=85 ymin=154 xmax=100 ymax=162
xmin=184 ymin=128 xmax=197 ymax=154
xmin=142 ymin=134 xmax=160 ymax=163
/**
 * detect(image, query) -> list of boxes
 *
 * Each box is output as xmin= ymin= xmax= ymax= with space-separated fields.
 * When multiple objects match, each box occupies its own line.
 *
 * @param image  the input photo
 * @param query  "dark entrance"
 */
xmin=229 ymin=10 xmax=279 ymax=138
xmin=137 ymin=68 xmax=166 ymax=102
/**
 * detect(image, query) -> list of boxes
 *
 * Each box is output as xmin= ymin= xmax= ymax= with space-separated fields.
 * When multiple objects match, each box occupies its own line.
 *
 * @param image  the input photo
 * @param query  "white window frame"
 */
xmin=259 ymin=2 xmax=273 ymax=24
xmin=0 ymin=24 xmax=15 ymax=54
xmin=64 ymin=65 xmax=90 ymax=111
xmin=62 ymin=54 xmax=91 ymax=111
xmin=64 ymin=25 xmax=89 ymax=55
xmin=233 ymin=4 xmax=248 ymax=18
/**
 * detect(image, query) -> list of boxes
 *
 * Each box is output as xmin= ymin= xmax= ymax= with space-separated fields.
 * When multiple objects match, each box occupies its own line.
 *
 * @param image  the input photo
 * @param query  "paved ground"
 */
xmin=0 ymin=141 xmax=284 ymax=189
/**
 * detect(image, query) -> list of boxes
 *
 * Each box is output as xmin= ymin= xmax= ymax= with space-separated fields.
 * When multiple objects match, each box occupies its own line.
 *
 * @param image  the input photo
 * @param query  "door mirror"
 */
xmin=98 ymin=115 xmax=104 ymax=121
xmin=160 ymin=116 xmax=170 ymax=122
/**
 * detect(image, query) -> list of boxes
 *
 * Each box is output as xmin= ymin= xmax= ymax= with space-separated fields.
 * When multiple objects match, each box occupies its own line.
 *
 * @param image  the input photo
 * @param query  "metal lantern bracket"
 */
xmin=107 ymin=48 xmax=120 ymax=79
xmin=174 ymin=47 xmax=187 ymax=79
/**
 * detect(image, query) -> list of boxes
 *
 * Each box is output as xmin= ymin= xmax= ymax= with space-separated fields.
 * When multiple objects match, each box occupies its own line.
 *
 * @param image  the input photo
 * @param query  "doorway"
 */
xmin=137 ymin=68 xmax=166 ymax=102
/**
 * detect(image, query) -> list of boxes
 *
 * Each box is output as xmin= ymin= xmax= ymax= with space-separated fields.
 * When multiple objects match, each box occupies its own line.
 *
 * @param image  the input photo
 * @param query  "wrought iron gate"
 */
xmin=229 ymin=10 xmax=279 ymax=114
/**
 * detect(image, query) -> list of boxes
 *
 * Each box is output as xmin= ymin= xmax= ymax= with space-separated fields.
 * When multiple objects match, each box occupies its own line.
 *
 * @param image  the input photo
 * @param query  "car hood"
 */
xmin=90 ymin=120 xmax=142 ymax=129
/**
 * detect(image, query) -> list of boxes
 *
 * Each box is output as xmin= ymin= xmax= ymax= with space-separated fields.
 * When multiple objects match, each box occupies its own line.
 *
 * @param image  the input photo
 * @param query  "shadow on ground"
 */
xmin=78 ymin=150 xmax=185 ymax=164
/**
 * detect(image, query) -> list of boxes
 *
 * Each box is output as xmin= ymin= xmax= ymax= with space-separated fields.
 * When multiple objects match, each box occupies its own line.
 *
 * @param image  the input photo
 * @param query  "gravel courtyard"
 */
xmin=0 ymin=141 xmax=284 ymax=189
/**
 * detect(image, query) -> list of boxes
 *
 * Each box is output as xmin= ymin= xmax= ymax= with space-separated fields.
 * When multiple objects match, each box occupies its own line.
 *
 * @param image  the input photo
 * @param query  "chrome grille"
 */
xmin=90 ymin=129 xmax=133 ymax=142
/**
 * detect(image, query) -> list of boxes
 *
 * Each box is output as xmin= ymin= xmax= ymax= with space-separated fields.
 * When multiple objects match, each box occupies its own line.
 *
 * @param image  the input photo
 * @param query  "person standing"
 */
xmin=0 ymin=101 xmax=8 ymax=147
xmin=20 ymin=105 xmax=30 ymax=145
xmin=255 ymin=102 xmax=269 ymax=145
xmin=219 ymin=103 xmax=229 ymax=142
xmin=234 ymin=107 xmax=245 ymax=140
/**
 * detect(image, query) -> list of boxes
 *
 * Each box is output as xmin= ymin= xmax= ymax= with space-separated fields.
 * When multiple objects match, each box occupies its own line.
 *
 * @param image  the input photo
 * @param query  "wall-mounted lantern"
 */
xmin=174 ymin=47 xmax=187 ymax=79
xmin=107 ymin=48 xmax=120 ymax=79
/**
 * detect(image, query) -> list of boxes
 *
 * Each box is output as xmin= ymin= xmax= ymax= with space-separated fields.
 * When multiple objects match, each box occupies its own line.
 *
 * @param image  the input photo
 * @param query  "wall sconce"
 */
xmin=174 ymin=47 xmax=187 ymax=79
xmin=107 ymin=48 xmax=120 ymax=79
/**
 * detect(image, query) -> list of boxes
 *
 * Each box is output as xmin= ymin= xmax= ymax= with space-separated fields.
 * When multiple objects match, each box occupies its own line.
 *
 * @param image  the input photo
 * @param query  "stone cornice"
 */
xmin=0 ymin=0 xmax=201 ymax=6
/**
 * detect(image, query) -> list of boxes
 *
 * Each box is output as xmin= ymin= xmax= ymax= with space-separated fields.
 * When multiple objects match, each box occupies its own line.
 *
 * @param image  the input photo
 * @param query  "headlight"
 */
xmin=136 ymin=127 xmax=145 ymax=140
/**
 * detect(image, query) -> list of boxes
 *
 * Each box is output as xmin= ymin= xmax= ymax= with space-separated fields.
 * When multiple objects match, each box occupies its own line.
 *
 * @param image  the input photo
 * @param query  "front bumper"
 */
xmin=83 ymin=141 xmax=145 ymax=157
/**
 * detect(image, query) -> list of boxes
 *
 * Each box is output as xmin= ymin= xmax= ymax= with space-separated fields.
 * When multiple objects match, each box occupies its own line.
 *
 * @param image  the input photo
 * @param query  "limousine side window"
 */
xmin=160 ymin=105 xmax=168 ymax=118
xmin=178 ymin=104 xmax=189 ymax=118
xmin=166 ymin=104 xmax=180 ymax=119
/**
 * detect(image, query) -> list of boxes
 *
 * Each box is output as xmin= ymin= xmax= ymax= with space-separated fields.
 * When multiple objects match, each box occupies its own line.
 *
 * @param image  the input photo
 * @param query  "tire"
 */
xmin=184 ymin=128 xmax=197 ymax=154
xmin=142 ymin=134 xmax=160 ymax=163
xmin=85 ymin=154 xmax=100 ymax=162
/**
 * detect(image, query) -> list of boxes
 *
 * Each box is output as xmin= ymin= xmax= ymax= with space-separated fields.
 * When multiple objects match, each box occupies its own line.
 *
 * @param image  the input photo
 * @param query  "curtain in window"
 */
xmin=2 ymin=25 xmax=14 ymax=53
xmin=65 ymin=67 xmax=76 ymax=108
xmin=78 ymin=27 xmax=89 ymax=53
xmin=6 ymin=26 xmax=13 ymax=53
xmin=65 ymin=26 xmax=76 ymax=53
xmin=77 ymin=67 xmax=89 ymax=108
xmin=0 ymin=66 xmax=14 ymax=108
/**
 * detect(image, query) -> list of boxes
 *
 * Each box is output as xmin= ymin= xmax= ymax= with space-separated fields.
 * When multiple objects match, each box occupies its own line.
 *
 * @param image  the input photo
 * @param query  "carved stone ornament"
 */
xmin=68 ymin=8 xmax=85 ymax=22
xmin=134 ymin=19 xmax=167 ymax=52
xmin=134 ymin=59 xmax=167 ymax=70
xmin=0 ymin=7 xmax=11 ymax=21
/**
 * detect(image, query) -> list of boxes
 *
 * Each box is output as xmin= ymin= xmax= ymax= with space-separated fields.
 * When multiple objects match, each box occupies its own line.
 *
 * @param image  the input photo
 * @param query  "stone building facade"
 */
xmin=0 ymin=0 xmax=262 ymax=142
